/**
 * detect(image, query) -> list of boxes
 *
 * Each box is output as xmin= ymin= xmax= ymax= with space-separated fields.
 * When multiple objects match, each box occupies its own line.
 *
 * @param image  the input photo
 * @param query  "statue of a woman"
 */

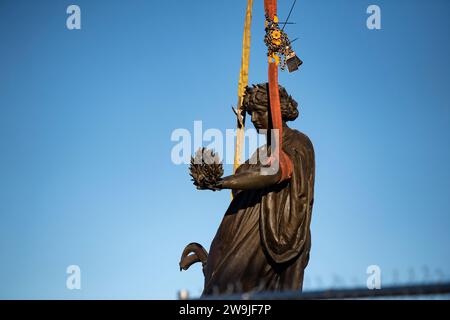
xmin=181 ymin=83 xmax=315 ymax=296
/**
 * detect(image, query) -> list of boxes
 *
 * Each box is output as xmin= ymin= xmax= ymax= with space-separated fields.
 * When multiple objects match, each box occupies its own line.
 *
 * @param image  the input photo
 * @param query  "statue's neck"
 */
xmin=266 ymin=123 xmax=291 ymax=145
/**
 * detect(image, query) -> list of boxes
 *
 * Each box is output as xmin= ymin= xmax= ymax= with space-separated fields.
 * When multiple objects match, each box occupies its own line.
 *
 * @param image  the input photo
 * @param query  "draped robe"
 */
xmin=203 ymin=127 xmax=315 ymax=295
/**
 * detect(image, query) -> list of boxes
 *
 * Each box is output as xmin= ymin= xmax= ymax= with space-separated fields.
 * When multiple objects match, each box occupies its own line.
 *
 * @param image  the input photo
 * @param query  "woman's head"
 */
xmin=243 ymin=83 xmax=299 ymax=128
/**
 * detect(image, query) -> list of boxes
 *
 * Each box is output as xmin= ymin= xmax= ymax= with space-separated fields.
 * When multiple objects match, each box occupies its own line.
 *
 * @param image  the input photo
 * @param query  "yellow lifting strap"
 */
xmin=233 ymin=0 xmax=253 ymax=176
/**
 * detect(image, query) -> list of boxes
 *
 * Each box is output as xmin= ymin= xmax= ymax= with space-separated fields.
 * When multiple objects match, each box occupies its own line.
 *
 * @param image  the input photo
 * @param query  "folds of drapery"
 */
xmin=260 ymin=130 xmax=315 ymax=264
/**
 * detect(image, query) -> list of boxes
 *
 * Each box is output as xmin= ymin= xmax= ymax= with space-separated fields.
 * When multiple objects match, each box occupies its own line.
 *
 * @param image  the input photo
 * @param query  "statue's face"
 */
xmin=250 ymin=103 xmax=269 ymax=132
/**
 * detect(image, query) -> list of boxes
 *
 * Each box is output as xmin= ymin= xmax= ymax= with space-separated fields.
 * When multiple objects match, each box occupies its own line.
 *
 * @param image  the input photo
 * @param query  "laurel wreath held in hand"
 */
xmin=189 ymin=148 xmax=224 ymax=191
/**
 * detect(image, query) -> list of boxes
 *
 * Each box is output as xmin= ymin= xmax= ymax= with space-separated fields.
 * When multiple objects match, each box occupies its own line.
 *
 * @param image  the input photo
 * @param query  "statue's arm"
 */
xmin=218 ymin=166 xmax=281 ymax=190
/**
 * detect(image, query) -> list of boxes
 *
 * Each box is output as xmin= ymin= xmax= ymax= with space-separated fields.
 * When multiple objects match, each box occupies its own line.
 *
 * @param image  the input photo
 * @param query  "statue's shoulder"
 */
xmin=287 ymin=128 xmax=314 ymax=152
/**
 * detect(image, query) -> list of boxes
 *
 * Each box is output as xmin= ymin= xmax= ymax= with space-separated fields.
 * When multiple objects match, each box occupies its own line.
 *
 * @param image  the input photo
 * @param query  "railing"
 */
xmin=179 ymin=282 xmax=450 ymax=300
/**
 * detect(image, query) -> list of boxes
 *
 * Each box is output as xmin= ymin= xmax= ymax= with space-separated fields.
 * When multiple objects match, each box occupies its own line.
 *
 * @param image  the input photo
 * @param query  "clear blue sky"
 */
xmin=0 ymin=0 xmax=449 ymax=299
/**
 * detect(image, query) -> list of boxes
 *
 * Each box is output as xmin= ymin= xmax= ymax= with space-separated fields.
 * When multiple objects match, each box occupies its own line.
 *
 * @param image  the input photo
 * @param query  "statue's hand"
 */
xmin=195 ymin=179 xmax=223 ymax=192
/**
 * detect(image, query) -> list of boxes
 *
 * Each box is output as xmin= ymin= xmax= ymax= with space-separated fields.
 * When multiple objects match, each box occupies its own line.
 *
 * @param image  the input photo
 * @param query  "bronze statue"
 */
xmin=180 ymin=83 xmax=315 ymax=296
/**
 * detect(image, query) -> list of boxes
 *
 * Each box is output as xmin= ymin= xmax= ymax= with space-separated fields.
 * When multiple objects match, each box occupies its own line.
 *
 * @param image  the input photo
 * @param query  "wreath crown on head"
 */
xmin=243 ymin=83 xmax=299 ymax=122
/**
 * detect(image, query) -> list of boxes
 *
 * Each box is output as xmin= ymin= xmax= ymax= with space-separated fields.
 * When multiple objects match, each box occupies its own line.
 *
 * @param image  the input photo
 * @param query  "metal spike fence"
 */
xmin=178 ymin=267 xmax=450 ymax=300
xmin=178 ymin=282 xmax=450 ymax=300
